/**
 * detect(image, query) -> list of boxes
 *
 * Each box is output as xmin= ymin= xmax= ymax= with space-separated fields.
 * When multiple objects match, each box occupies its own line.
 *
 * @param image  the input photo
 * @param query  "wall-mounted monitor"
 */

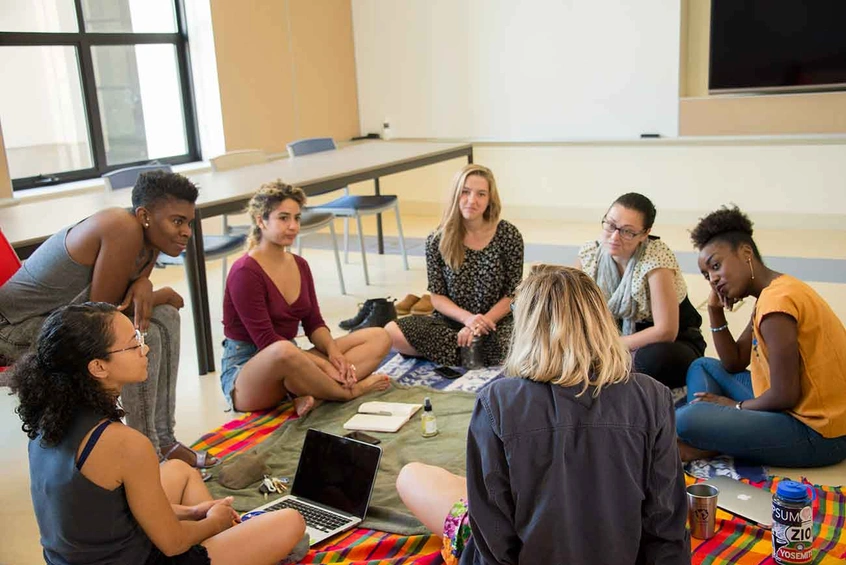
xmin=709 ymin=0 xmax=846 ymax=94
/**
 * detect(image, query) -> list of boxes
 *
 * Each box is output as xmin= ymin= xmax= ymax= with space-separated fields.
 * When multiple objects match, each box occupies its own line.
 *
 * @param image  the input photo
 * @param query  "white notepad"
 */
xmin=343 ymin=402 xmax=422 ymax=433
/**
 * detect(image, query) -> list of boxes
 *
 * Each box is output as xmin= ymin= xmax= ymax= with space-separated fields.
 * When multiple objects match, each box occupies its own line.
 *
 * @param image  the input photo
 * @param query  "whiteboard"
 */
xmin=352 ymin=0 xmax=681 ymax=141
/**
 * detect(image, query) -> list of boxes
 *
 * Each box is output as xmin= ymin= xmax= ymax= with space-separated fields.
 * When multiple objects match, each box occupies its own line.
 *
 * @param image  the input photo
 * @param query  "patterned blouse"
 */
xmin=579 ymin=238 xmax=688 ymax=323
xmin=426 ymin=219 xmax=524 ymax=316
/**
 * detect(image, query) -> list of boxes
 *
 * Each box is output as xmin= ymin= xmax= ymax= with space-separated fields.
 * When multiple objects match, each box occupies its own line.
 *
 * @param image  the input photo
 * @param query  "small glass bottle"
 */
xmin=421 ymin=397 xmax=438 ymax=437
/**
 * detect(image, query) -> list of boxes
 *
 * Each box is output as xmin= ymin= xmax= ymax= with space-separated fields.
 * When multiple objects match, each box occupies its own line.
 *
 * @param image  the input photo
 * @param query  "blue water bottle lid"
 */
xmin=776 ymin=480 xmax=809 ymax=502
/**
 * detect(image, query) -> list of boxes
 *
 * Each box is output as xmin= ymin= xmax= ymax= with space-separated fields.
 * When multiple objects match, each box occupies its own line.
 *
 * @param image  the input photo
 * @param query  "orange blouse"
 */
xmin=751 ymin=275 xmax=846 ymax=438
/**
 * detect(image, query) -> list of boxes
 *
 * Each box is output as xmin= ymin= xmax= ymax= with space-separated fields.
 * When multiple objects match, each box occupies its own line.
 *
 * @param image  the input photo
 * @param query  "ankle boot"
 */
xmin=351 ymin=298 xmax=397 ymax=331
xmin=339 ymin=299 xmax=375 ymax=330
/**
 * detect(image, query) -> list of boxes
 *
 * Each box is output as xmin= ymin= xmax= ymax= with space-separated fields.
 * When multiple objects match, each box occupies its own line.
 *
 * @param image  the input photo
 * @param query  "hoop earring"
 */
xmin=747 ymin=258 xmax=755 ymax=280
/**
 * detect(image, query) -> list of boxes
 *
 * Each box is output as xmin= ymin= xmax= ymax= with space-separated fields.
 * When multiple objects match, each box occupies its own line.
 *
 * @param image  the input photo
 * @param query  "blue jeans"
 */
xmin=676 ymin=357 xmax=846 ymax=467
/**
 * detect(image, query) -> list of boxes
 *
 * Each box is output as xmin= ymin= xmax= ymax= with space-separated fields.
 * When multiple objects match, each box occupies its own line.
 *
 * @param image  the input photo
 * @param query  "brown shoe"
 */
xmin=396 ymin=293 xmax=421 ymax=315
xmin=410 ymin=294 xmax=434 ymax=315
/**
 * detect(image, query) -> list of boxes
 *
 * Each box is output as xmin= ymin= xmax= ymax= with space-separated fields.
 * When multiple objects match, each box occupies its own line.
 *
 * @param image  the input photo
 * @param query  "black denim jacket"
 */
xmin=460 ymin=373 xmax=690 ymax=565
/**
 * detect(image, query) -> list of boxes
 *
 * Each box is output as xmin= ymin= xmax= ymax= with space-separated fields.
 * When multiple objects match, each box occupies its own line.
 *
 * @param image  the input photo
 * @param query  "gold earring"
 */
xmin=747 ymin=258 xmax=755 ymax=280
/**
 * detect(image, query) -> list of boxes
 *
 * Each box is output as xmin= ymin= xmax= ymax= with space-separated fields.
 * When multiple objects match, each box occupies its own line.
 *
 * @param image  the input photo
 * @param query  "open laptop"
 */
xmin=244 ymin=428 xmax=382 ymax=546
xmin=702 ymin=475 xmax=772 ymax=528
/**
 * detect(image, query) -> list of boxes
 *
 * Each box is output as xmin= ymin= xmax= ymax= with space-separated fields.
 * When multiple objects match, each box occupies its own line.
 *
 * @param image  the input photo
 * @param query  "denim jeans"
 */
xmin=120 ymin=304 xmax=180 ymax=457
xmin=676 ymin=357 xmax=846 ymax=467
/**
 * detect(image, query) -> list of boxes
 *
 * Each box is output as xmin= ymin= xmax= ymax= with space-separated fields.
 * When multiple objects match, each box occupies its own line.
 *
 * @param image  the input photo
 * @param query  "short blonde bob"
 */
xmin=505 ymin=264 xmax=632 ymax=396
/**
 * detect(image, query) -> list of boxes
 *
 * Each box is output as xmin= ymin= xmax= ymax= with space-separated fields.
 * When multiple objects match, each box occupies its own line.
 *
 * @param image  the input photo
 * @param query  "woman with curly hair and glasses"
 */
xmin=385 ymin=164 xmax=524 ymax=367
xmin=396 ymin=265 xmax=689 ymax=565
xmin=577 ymin=192 xmax=705 ymax=389
xmin=8 ymin=302 xmax=307 ymax=565
xmin=676 ymin=206 xmax=846 ymax=467
xmin=220 ymin=181 xmax=391 ymax=415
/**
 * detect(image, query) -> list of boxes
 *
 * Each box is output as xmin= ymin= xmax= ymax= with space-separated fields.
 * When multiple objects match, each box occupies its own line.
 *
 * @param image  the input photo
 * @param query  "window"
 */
xmin=0 ymin=0 xmax=199 ymax=190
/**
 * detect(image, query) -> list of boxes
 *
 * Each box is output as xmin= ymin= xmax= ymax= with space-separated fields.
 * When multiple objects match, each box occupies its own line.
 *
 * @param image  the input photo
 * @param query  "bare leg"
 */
xmin=159 ymin=459 xmax=213 ymax=506
xmin=677 ymin=438 xmax=719 ymax=462
xmin=233 ymin=340 xmax=390 ymax=412
xmin=203 ymin=508 xmax=305 ymax=565
xmin=396 ymin=462 xmax=467 ymax=536
xmin=385 ymin=321 xmax=421 ymax=357
xmin=306 ymin=327 xmax=392 ymax=378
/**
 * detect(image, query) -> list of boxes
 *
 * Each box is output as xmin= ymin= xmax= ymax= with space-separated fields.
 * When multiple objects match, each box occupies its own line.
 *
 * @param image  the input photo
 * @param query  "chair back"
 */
xmin=210 ymin=150 xmax=268 ymax=172
xmin=287 ymin=137 xmax=337 ymax=158
xmin=103 ymin=164 xmax=174 ymax=191
xmin=0 ymin=227 xmax=22 ymax=287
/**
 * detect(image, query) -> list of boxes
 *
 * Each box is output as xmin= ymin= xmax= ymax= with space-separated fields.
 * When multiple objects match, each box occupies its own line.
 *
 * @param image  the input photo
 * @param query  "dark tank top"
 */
xmin=28 ymin=409 xmax=153 ymax=565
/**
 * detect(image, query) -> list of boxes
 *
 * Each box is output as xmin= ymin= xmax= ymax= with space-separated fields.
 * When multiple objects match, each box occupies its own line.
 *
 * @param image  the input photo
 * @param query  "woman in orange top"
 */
xmin=676 ymin=206 xmax=846 ymax=467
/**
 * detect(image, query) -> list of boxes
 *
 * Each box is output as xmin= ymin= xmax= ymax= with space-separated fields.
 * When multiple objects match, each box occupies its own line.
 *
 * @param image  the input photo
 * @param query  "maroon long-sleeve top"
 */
xmin=222 ymin=254 xmax=327 ymax=350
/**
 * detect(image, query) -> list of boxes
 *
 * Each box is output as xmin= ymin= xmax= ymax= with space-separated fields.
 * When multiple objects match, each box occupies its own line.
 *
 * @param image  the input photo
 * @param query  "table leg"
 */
xmin=468 ymin=148 xmax=474 ymax=164
xmin=375 ymin=177 xmax=384 ymax=254
xmin=184 ymin=213 xmax=216 ymax=374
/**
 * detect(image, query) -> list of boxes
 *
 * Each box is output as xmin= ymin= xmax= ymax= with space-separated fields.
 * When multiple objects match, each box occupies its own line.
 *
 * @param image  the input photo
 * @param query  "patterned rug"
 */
xmin=191 ymin=355 xmax=842 ymax=563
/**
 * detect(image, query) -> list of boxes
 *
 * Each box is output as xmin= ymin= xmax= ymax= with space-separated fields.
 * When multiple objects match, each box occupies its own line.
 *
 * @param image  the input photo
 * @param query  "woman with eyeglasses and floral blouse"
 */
xmin=576 ymin=193 xmax=705 ymax=389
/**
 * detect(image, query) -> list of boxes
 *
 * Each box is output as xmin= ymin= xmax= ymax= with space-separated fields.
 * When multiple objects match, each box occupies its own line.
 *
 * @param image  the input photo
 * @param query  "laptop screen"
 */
xmin=291 ymin=429 xmax=382 ymax=519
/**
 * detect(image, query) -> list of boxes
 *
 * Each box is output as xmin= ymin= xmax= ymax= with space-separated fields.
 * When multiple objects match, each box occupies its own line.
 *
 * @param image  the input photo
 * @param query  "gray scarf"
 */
xmin=593 ymin=242 xmax=647 ymax=336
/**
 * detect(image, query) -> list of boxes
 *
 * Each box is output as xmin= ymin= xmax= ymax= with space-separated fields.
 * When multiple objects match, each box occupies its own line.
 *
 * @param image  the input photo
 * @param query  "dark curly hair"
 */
xmin=9 ymin=303 xmax=125 ymax=446
xmin=611 ymin=192 xmax=657 ymax=230
xmin=131 ymin=170 xmax=199 ymax=212
xmin=689 ymin=205 xmax=762 ymax=261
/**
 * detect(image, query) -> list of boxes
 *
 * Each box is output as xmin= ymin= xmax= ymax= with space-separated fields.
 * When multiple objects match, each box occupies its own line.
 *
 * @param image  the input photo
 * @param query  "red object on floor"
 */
xmin=0 ymin=227 xmax=22 ymax=372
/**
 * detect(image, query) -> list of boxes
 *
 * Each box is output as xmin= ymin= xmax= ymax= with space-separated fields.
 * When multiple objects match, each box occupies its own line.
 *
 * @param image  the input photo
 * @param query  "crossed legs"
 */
xmin=159 ymin=460 xmax=306 ymax=565
xmin=232 ymin=328 xmax=392 ymax=412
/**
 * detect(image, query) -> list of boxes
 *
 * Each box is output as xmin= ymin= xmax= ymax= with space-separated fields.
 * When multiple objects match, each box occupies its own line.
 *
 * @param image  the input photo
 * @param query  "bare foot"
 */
xmin=293 ymin=395 xmax=322 ymax=417
xmin=677 ymin=439 xmax=719 ymax=463
xmin=352 ymin=373 xmax=391 ymax=397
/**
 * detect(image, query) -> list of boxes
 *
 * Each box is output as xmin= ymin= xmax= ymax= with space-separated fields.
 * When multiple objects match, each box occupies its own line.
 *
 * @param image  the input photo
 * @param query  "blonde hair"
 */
xmin=437 ymin=164 xmax=502 ymax=270
xmin=505 ymin=265 xmax=632 ymax=396
xmin=245 ymin=180 xmax=306 ymax=249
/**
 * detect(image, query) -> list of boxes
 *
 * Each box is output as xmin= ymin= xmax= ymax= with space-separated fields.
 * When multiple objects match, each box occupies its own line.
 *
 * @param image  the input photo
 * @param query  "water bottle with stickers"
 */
xmin=772 ymin=480 xmax=815 ymax=564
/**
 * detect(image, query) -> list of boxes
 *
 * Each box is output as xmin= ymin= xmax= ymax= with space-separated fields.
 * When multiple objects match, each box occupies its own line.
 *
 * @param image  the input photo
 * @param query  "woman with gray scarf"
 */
xmin=577 ymin=193 xmax=705 ymax=389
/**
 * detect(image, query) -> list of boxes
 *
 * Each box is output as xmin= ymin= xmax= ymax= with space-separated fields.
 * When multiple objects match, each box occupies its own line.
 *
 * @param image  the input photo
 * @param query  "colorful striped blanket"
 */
xmin=192 ymin=402 xmax=845 ymax=564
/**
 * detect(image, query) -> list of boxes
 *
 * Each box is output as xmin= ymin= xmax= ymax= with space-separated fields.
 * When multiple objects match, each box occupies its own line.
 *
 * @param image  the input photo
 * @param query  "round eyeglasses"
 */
xmin=106 ymin=328 xmax=145 ymax=355
xmin=601 ymin=218 xmax=645 ymax=241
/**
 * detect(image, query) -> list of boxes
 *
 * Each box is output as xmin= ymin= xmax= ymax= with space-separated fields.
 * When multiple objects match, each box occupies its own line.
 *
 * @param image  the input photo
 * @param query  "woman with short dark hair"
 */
xmin=0 ymin=171 xmax=215 ymax=468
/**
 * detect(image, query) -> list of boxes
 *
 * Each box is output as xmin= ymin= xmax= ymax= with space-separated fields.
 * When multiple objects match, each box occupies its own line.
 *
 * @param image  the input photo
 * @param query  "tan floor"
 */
xmin=1 ymin=214 xmax=845 ymax=564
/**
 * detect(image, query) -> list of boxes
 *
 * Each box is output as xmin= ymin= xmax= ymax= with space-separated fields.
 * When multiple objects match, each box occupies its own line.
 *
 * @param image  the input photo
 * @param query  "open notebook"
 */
xmin=343 ymin=401 xmax=422 ymax=433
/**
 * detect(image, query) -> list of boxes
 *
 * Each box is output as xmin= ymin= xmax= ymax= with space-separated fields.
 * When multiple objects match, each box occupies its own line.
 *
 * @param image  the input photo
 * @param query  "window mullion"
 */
xmin=174 ymin=0 xmax=201 ymax=161
xmin=76 ymin=37 xmax=108 ymax=176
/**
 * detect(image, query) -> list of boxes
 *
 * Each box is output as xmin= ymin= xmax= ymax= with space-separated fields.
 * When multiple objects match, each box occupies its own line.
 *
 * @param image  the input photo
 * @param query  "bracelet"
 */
xmin=735 ymin=400 xmax=743 ymax=410
xmin=710 ymin=324 xmax=729 ymax=333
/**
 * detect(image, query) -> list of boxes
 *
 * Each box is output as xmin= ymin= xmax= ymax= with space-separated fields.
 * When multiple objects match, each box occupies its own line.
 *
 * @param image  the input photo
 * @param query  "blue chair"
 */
xmin=103 ymin=164 xmax=246 ymax=291
xmin=287 ymin=138 xmax=409 ymax=285
xmin=210 ymin=150 xmax=346 ymax=294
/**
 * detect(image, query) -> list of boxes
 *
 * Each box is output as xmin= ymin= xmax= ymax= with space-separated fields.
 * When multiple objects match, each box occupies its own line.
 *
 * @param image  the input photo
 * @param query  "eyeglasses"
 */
xmin=106 ymin=329 xmax=145 ymax=355
xmin=601 ymin=218 xmax=645 ymax=241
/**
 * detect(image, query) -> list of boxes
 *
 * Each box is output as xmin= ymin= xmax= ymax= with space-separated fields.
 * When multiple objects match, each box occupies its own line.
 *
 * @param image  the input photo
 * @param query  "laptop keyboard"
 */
xmin=266 ymin=498 xmax=353 ymax=532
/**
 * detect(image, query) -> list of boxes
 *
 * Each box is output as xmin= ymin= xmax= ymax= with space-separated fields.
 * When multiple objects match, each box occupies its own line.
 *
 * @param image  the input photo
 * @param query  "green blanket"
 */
xmin=206 ymin=384 xmax=476 ymax=535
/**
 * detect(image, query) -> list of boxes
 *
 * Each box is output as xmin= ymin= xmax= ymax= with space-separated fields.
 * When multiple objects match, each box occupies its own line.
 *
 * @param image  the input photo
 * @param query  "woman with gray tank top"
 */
xmin=0 ymin=171 xmax=217 ymax=468
xmin=9 ymin=303 xmax=306 ymax=565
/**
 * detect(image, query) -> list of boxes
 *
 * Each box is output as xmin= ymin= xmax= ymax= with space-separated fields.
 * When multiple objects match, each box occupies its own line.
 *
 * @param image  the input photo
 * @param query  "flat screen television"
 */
xmin=709 ymin=0 xmax=846 ymax=93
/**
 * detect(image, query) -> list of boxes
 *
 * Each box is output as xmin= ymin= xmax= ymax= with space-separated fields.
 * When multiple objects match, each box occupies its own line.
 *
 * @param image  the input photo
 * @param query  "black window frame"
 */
xmin=0 ymin=0 xmax=200 ymax=191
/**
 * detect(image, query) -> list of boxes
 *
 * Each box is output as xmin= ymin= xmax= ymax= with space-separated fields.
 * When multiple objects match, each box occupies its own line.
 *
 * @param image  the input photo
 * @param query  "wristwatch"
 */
xmin=735 ymin=401 xmax=743 ymax=410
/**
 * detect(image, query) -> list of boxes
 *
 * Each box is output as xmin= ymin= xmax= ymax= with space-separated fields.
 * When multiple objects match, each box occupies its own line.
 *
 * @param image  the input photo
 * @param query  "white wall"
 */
xmin=350 ymin=138 xmax=846 ymax=229
xmin=352 ymin=0 xmax=681 ymax=141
